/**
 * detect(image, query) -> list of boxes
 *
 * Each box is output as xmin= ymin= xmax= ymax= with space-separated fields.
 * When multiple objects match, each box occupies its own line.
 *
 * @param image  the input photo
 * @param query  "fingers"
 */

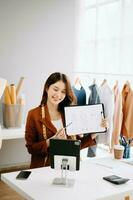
xmin=101 ymin=119 xmax=106 ymax=127
xmin=78 ymin=134 xmax=84 ymax=138
xmin=56 ymin=128 xmax=64 ymax=136
xmin=100 ymin=118 xmax=109 ymax=129
xmin=55 ymin=128 xmax=67 ymax=139
xmin=91 ymin=133 xmax=97 ymax=139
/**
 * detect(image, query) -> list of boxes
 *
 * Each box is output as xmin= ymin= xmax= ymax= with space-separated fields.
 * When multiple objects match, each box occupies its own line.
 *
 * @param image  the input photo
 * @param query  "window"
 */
xmin=75 ymin=0 xmax=133 ymax=76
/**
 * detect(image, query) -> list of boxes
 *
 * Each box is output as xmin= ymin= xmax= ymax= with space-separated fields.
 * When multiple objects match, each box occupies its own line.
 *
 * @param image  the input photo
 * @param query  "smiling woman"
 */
xmin=25 ymin=72 xmax=98 ymax=169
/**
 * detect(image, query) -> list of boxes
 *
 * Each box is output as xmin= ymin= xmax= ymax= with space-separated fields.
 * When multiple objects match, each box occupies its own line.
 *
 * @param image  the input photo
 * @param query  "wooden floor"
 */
xmin=0 ymin=164 xmax=30 ymax=200
xmin=0 ymin=180 xmax=24 ymax=200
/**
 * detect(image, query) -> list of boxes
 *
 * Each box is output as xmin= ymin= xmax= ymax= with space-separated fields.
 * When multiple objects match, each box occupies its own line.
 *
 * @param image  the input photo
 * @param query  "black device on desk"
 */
xmin=50 ymin=138 xmax=81 ymax=171
xmin=16 ymin=171 xmax=31 ymax=180
xmin=103 ymin=175 xmax=129 ymax=185
xmin=50 ymin=138 xmax=81 ymax=186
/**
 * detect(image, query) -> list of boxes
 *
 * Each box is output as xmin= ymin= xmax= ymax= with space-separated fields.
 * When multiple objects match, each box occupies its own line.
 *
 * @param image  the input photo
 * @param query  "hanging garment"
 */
xmin=111 ymin=82 xmax=123 ymax=149
xmin=88 ymin=84 xmax=100 ymax=105
xmin=87 ymin=83 xmax=100 ymax=157
xmin=121 ymin=82 xmax=133 ymax=139
xmin=72 ymin=86 xmax=86 ymax=105
xmin=98 ymin=81 xmax=114 ymax=148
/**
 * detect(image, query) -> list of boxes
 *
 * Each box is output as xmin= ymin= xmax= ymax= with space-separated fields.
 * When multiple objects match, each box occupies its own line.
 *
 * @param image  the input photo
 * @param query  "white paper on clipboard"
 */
xmin=64 ymin=104 xmax=106 ymax=136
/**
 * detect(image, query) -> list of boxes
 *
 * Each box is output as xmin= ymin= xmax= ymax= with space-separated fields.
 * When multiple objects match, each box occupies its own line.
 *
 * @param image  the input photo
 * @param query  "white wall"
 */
xmin=0 ymin=0 xmax=76 ymax=168
xmin=0 ymin=0 xmax=76 ymax=120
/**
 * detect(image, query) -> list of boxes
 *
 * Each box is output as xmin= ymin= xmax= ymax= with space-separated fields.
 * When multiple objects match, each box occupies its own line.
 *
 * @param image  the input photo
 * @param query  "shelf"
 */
xmin=1 ymin=125 xmax=25 ymax=140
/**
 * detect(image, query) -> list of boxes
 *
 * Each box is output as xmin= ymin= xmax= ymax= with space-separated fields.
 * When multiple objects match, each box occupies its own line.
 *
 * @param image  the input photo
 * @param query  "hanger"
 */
xmin=125 ymin=80 xmax=130 ymax=86
xmin=101 ymin=79 xmax=107 ymax=86
xmin=74 ymin=77 xmax=82 ymax=85
xmin=115 ymin=80 xmax=118 ymax=86
xmin=93 ymin=78 xmax=96 ymax=85
xmin=113 ymin=80 xmax=118 ymax=88
xmin=124 ymin=81 xmax=130 ymax=93
xmin=74 ymin=77 xmax=82 ymax=89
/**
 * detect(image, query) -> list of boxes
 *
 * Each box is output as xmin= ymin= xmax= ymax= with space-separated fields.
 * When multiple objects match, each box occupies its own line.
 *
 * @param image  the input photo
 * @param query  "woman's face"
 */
xmin=46 ymin=80 xmax=66 ymax=106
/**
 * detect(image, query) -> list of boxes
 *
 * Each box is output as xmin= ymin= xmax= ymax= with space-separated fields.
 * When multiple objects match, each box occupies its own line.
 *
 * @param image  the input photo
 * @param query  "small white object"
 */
xmin=0 ymin=78 xmax=7 ymax=99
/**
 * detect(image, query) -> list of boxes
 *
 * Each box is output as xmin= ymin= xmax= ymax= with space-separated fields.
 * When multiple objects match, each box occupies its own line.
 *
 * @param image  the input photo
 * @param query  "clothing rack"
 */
xmin=71 ymin=71 xmax=133 ymax=90
xmin=73 ymin=71 xmax=133 ymax=77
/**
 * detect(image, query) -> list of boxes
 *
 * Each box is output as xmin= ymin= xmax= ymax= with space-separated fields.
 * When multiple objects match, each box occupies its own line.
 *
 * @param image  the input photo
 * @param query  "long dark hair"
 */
xmin=40 ymin=72 xmax=77 ymax=112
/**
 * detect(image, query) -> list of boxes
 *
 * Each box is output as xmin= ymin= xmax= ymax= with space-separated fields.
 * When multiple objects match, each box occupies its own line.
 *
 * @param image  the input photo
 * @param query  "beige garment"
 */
xmin=111 ymin=83 xmax=123 ymax=148
xmin=98 ymin=81 xmax=114 ymax=148
xmin=121 ymin=82 xmax=133 ymax=139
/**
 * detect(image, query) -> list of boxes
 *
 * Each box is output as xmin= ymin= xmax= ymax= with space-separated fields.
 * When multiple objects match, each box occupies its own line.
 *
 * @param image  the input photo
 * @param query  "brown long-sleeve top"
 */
xmin=121 ymin=82 xmax=133 ymax=139
xmin=25 ymin=105 xmax=96 ymax=169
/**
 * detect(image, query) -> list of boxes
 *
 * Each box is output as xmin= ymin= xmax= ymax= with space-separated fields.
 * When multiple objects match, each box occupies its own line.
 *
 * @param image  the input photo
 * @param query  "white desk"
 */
xmin=1 ymin=157 xmax=133 ymax=200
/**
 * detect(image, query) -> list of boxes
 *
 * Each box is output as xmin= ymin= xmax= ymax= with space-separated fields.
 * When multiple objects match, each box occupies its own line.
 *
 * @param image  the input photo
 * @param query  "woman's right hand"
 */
xmin=46 ymin=128 xmax=67 ymax=147
xmin=55 ymin=128 xmax=67 ymax=140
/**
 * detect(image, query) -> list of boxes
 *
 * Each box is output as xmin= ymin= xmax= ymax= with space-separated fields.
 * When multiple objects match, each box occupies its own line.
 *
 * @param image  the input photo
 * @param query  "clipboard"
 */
xmin=64 ymin=104 xmax=106 ymax=136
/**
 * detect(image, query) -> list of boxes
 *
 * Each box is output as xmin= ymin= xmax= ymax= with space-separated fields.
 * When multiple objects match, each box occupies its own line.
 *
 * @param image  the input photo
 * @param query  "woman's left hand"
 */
xmin=91 ymin=133 xmax=97 ymax=139
xmin=90 ymin=118 xmax=109 ymax=140
xmin=100 ymin=118 xmax=109 ymax=129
